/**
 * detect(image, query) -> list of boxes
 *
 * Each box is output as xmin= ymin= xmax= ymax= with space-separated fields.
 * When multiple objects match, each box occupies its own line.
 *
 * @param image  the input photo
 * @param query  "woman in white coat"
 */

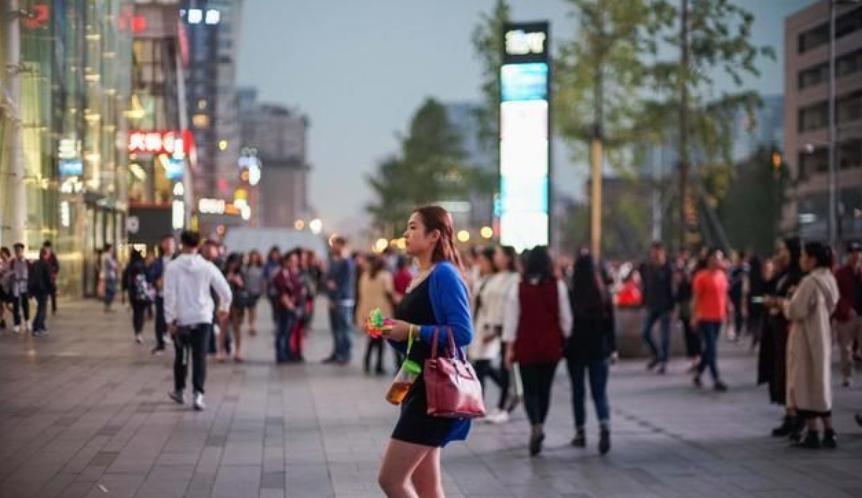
xmin=470 ymin=248 xmax=505 ymax=409
xmin=783 ymin=241 xmax=839 ymax=449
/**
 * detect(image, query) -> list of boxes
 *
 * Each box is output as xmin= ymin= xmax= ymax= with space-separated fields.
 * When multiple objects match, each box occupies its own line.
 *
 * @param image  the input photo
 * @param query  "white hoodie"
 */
xmin=164 ymin=253 xmax=232 ymax=326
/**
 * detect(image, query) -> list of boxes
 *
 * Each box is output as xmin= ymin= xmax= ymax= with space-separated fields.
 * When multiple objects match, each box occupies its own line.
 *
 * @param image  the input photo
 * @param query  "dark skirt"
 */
xmin=758 ymin=314 xmax=788 ymax=405
xmin=391 ymin=371 xmax=470 ymax=448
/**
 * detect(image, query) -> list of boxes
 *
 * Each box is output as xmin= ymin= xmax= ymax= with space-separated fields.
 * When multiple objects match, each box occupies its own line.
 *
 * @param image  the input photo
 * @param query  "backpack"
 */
xmin=134 ymin=272 xmax=155 ymax=302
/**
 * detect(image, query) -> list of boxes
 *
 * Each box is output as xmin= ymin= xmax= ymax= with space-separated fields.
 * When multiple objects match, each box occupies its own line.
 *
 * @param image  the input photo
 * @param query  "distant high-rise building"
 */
xmin=181 ymin=0 xmax=243 ymax=208
xmin=784 ymin=0 xmax=862 ymax=242
xmin=238 ymin=89 xmax=311 ymax=228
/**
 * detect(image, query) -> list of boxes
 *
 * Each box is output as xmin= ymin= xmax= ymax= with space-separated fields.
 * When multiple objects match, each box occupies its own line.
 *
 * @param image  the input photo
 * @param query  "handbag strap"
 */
xmin=429 ymin=327 xmax=463 ymax=361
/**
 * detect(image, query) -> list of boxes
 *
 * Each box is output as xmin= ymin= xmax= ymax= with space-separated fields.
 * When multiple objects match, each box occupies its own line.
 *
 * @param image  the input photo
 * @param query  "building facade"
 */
xmin=181 ymin=0 xmax=242 ymax=210
xmin=785 ymin=1 xmax=862 ymax=241
xmin=127 ymin=0 xmax=194 ymax=251
xmin=238 ymin=89 xmax=311 ymax=228
xmin=1 ymin=0 xmax=134 ymax=297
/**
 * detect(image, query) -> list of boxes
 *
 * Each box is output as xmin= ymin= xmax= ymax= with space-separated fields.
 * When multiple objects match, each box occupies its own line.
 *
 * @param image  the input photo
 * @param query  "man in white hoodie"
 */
xmin=164 ymin=231 xmax=232 ymax=411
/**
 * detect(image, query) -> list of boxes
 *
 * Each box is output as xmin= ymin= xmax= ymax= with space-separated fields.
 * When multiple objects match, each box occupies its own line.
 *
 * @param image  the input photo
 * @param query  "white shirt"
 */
xmin=502 ymin=277 xmax=573 ymax=344
xmin=163 ymin=253 xmax=232 ymax=326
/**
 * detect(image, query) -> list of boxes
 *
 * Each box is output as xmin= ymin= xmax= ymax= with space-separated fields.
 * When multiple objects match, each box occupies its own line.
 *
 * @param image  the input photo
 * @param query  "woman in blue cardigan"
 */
xmin=378 ymin=205 xmax=474 ymax=498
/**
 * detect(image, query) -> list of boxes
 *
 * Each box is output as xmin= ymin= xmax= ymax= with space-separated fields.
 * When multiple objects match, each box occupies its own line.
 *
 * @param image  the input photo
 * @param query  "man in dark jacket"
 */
xmin=324 ymin=236 xmax=356 ymax=365
xmin=148 ymin=235 xmax=177 ymax=354
xmin=29 ymin=247 xmax=54 ymax=336
xmin=639 ymin=242 xmax=675 ymax=373
xmin=42 ymin=240 xmax=60 ymax=314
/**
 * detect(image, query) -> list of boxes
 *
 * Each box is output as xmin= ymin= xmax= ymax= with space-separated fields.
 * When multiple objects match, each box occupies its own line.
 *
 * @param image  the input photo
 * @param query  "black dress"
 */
xmin=390 ymin=278 xmax=469 ymax=447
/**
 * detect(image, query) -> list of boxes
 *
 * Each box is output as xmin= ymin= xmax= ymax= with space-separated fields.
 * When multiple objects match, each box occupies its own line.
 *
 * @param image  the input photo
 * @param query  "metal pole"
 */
xmin=590 ymin=134 xmax=603 ymax=258
xmin=5 ymin=0 xmax=26 ymax=246
xmin=828 ymin=0 xmax=837 ymax=247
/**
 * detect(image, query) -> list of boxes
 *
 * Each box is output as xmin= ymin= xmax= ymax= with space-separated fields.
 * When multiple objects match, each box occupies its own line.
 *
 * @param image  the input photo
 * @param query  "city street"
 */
xmin=0 ymin=299 xmax=860 ymax=498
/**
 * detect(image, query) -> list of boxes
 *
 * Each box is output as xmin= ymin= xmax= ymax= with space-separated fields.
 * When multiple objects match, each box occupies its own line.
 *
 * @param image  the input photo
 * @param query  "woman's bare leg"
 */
xmin=411 ymin=447 xmax=444 ymax=498
xmin=247 ymin=305 xmax=257 ymax=335
xmin=378 ymin=439 xmax=433 ymax=498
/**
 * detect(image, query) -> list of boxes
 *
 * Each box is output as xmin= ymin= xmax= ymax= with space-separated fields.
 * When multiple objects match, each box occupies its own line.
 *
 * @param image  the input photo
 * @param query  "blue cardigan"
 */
xmin=389 ymin=261 xmax=474 ymax=444
xmin=390 ymin=262 xmax=474 ymax=351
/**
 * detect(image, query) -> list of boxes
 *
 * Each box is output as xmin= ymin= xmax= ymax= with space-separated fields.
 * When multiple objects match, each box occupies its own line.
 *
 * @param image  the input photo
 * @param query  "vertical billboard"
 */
xmin=499 ymin=22 xmax=550 ymax=253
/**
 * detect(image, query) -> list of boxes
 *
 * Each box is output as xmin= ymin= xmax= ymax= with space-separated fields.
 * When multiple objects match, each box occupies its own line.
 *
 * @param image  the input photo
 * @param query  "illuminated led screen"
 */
xmin=499 ymin=61 xmax=549 ymax=252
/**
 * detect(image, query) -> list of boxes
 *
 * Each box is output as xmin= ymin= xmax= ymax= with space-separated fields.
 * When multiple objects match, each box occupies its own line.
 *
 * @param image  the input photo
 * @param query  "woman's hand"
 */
xmin=386 ymin=320 xmax=412 ymax=342
xmin=505 ymin=346 xmax=516 ymax=370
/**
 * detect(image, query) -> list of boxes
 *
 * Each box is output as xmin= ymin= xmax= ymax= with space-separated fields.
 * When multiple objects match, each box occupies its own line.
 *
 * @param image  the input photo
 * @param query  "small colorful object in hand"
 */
xmin=365 ymin=308 xmax=394 ymax=338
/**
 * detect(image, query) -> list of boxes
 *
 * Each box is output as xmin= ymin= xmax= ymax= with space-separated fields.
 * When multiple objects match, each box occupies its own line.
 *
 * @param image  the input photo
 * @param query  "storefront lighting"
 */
xmin=60 ymin=202 xmax=70 ymax=228
xmin=309 ymin=218 xmax=323 ymax=235
xmin=239 ymin=204 xmax=251 ymax=221
xmin=172 ymin=200 xmax=185 ymax=230
xmin=199 ymin=198 xmax=226 ymax=214
xmin=247 ymin=164 xmax=261 ymax=185
xmin=130 ymin=163 xmax=147 ymax=181
xmin=173 ymin=182 xmax=184 ymax=197
xmin=374 ymin=238 xmax=388 ymax=254
xmin=396 ymin=238 xmax=407 ymax=250
xmin=457 ymin=230 xmax=471 ymax=243
xmin=218 ymin=140 xmax=228 ymax=151
xmin=480 ymin=226 xmax=494 ymax=239
xmin=205 ymin=9 xmax=221 ymax=25
xmin=187 ymin=8 xmax=203 ymax=24
xmin=294 ymin=219 xmax=305 ymax=230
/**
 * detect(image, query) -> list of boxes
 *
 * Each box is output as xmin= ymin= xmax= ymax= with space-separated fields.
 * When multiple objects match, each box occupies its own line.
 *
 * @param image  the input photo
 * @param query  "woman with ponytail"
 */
xmin=377 ymin=206 xmax=474 ymax=498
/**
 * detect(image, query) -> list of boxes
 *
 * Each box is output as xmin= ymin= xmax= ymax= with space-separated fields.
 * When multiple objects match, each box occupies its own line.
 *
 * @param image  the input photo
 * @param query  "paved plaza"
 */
xmin=0 ymin=299 xmax=861 ymax=498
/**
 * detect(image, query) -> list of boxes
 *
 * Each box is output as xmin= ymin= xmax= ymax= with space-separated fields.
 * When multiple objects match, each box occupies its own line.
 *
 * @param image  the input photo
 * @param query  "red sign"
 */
xmin=23 ymin=4 xmax=49 ymax=29
xmin=128 ymin=130 xmax=193 ymax=156
xmin=131 ymin=16 xmax=148 ymax=34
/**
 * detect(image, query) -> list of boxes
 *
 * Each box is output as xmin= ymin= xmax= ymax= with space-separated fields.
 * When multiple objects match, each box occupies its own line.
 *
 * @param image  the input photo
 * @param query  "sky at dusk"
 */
xmin=237 ymin=0 xmax=812 ymax=236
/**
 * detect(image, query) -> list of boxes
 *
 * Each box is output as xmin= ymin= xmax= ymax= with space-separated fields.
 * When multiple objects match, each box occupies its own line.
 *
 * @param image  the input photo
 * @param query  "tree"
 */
xmin=366 ymin=98 xmax=473 ymax=237
xmin=644 ymin=0 xmax=776 ymax=247
xmin=471 ymin=0 xmax=510 ymax=157
xmin=717 ymin=147 xmax=789 ymax=255
xmin=554 ymin=0 xmax=672 ymax=255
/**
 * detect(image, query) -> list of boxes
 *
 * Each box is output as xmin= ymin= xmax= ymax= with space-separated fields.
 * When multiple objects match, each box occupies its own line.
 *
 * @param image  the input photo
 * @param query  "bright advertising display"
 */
xmin=499 ymin=22 xmax=550 ymax=252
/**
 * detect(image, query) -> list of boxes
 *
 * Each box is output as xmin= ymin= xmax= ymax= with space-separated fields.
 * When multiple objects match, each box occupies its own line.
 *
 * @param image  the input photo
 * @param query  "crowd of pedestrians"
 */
xmin=4 ymin=207 xmax=862 ymax=468
xmin=0 ymin=240 xmax=60 ymax=336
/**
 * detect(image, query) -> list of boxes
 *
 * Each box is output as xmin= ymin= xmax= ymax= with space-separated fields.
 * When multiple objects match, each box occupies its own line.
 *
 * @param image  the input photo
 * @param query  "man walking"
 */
xmin=834 ymin=241 xmax=862 ymax=388
xmin=149 ymin=234 xmax=177 ymax=355
xmin=639 ymin=242 xmax=675 ymax=373
xmin=42 ymin=240 xmax=60 ymax=315
xmin=10 ymin=243 xmax=31 ymax=334
xmin=164 ymin=231 xmax=232 ymax=411
xmin=324 ymin=236 xmax=356 ymax=365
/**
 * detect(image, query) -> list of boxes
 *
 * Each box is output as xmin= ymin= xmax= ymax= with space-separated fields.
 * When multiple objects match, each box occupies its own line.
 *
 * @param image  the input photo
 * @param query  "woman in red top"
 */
xmin=692 ymin=249 xmax=729 ymax=392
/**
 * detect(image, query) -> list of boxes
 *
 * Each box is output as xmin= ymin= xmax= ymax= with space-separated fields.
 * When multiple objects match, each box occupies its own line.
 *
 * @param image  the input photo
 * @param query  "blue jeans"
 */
xmin=329 ymin=304 xmax=354 ymax=361
xmin=32 ymin=293 xmax=48 ymax=331
xmin=276 ymin=309 xmax=296 ymax=362
xmin=641 ymin=308 xmax=671 ymax=362
xmin=566 ymin=357 xmax=610 ymax=428
xmin=697 ymin=321 xmax=722 ymax=381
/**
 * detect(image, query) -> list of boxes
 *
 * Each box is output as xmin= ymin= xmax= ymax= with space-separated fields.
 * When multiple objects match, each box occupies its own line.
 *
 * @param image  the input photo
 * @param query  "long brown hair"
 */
xmin=413 ymin=205 xmax=463 ymax=271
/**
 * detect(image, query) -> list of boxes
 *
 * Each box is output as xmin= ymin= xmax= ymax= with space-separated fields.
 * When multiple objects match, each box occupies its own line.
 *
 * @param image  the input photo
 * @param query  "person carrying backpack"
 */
xmin=123 ymin=250 xmax=154 ymax=344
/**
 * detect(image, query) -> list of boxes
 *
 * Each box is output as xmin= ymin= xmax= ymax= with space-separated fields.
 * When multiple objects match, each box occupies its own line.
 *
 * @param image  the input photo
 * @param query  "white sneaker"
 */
xmin=486 ymin=410 xmax=510 ymax=424
xmin=13 ymin=325 xmax=21 ymax=334
xmin=193 ymin=392 xmax=206 ymax=411
xmin=135 ymin=333 xmax=143 ymax=344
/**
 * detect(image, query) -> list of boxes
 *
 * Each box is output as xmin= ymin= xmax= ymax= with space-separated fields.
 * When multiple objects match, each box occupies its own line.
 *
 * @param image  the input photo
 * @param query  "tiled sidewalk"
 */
xmin=0 ymin=299 xmax=860 ymax=498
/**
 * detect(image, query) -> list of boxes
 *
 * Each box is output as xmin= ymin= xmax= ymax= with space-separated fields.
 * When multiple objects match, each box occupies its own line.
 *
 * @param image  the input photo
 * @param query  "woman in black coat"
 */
xmin=565 ymin=251 xmax=616 ymax=455
xmin=759 ymin=237 xmax=803 ymax=438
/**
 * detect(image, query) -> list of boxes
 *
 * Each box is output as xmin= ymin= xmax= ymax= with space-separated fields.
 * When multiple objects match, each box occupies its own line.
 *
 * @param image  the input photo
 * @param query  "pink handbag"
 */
xmin=424 ymin=327 xmax=486 ymax=419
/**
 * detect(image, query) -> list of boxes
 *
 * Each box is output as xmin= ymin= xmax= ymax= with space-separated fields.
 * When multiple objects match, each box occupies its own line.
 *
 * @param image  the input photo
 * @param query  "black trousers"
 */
xmin=497 ymin=339 xmax=511 ymax=410
xmin=50 ymin=283 xmax=57 ymax=313
xmin=364 ymin=336 xmax=385 ymax=372
xmin=131 ymin=301 xmax=147 ymax=334
xmin=12 ymin=293 xmax=29 ymax=325
xmin=680 ymin=316 xmax=701 ymax=358
xmin=174 ymin=324 xmax=211 ymax=394
xmin=473 ymin=359 xmax=504 ymax=398
xmin=32 ymin=293 xmax=48 ymax=331
xmin=520 ymin=362 xmax=558 ymax=425
xmin=154 ymin=297 xmax=166 ymax=349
